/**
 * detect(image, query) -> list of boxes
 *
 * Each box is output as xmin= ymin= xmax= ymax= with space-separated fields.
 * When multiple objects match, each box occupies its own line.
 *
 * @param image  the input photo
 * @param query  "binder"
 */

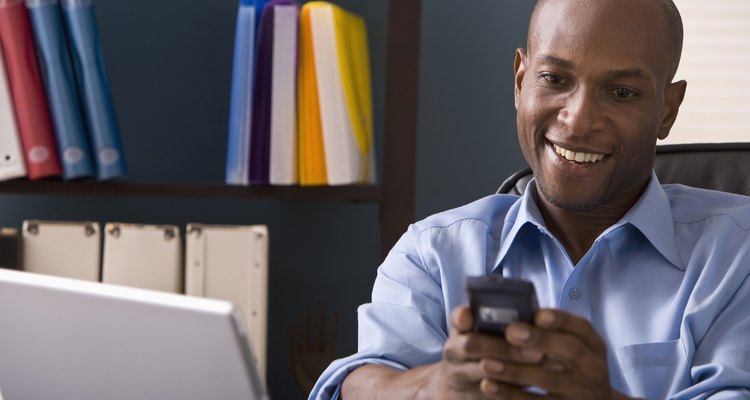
xmin=26 ymin=0 xmax=95 ymax=180
xmin=309 ymin=2 xmax=359 ymax=185
xmin=299 ymin=2 xmax=374 ymax=185
xmin=297 ymin=4 xmax=328 ymax=185
xmin=225 ymin=0 xmax=268 ymax=185
xmin=0 ymin=0 xmax=62 ymax=180
xmin=0 ymin=45 xmax=26 ymax=181
xmin=61 ymin=0 xmax=126 ymax=181
xmin=21 ymin=220 xmax=100 ymax=281
xmin=268 ymin=1 xmax=298 ymax=185
xmin=249 ymin=0 xmax=298 ymax=186
xmin=102 ymin=223 xmax=182 ymax=293
xmin=0 ymin=227 xmax=22 ymax=270
xmin=335 ymin=7 xmax=375 ymax=183
xmin=248 ymin=1 xmax=273 ymax=186
xmin=184 ymin=224 xmax=269 ymax=381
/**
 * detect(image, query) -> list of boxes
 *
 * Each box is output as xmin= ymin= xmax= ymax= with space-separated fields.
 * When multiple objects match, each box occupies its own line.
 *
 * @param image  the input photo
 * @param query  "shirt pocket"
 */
xmin=614 ymin=339 xmax=688 ymax=400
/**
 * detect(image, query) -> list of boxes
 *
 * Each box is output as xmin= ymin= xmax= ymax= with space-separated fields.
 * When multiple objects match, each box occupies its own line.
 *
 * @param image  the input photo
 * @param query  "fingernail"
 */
xmin=521 ymin=348 xmax=543 ymax=362
xmin=482 ymin=379 xmax=499 ymax=394
xmin=538 ymin=311 xmax=555 ymax=327
xmin=484 ymin=359 xmax=505 ymax=373
xmin=509 ymin=325 xmax=530 ymax=341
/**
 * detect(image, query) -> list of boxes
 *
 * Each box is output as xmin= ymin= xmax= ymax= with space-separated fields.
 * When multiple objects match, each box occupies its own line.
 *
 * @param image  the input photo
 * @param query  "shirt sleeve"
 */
xmin=308 ymin=223 xmax=450 ymax=400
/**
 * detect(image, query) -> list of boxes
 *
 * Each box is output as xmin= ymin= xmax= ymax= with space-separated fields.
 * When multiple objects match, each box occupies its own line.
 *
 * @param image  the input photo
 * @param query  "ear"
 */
xmin=514 ymin=48 xmax=527 ymax=110
xmin=657 ymin=80 xmax=687 ymax=140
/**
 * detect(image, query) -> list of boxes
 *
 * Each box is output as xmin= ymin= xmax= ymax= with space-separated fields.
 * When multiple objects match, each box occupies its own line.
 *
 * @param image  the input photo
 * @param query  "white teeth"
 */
xmin=553 ymin=144 xmax=605 ymax=163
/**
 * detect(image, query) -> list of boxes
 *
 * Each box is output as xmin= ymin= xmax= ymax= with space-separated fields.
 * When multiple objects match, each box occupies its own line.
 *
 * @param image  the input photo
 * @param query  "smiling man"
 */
xmin=310 ymin=0 xmax=750 ymax=399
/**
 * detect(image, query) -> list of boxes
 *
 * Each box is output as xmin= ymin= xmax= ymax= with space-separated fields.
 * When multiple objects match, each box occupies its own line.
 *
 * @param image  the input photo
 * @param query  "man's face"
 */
xmin=514 ymin=0 xmax=685 ymax=212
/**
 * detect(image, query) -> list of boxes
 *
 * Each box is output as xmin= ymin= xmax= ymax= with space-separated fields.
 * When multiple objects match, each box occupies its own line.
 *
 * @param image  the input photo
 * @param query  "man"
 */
xmin=311 ymin=0 xmax=750 ymax=398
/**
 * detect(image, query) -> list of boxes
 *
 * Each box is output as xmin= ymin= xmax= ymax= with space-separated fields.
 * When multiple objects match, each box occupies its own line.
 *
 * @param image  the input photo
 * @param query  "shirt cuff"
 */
xmin=308 ymin=356 xmax=407 ymax=400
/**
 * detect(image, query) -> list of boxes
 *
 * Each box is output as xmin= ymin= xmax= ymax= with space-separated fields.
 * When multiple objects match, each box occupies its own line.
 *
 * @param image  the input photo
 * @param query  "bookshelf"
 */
xmin=0 ymin=0 xmax=421 ymax=258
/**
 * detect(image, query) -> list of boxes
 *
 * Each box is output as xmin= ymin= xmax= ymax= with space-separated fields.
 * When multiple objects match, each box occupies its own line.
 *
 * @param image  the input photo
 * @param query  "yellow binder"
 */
xmin=332 ymin=6 xmax=374 ymax=183
xmin=298 ymin=3 xmax=328 ymax=185
xmin=299 ymin=2 xmax=374 ymax=185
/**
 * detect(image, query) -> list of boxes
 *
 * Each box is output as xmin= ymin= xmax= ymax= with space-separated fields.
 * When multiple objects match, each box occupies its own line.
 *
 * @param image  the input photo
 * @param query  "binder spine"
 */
xmin=26 ymin=0 xmax=94 ymax=180
xmin=185 ymin=224 xmax=206 ymax=297
xmin=0 ymin=44 xmax=26 ymax=181
xmin=225 ymin=1 xmax=256 ymax=185
xmin=269 ymin=2 xmax=298 ymax=185
xmin=249 ymin=225 xmax=268 ymax=380
xmin=0 ymin=0 xmax=62 ymax=180
xmin=249 ymin=2 xmax=274 ymax=186
xmin=61 ymin=0 xmax=126 ymax=181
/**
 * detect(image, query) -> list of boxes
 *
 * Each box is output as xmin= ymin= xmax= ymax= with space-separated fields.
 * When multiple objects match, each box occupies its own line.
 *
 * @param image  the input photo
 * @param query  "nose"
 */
xmin=557 ymin=88 xmax=605 ymax=136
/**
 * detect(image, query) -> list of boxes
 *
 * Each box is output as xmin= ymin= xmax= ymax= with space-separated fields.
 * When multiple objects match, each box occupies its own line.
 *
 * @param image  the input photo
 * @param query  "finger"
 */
xmin=445 ymin=331 xmax=544 ymax=364
xmin=481 ymin=359 xmax=566 ymax=391
xmin=505 ymin=322 xmax=607 ymax=379
xmin=450 ymin=305 xmax=474 ymax=334
xmin=481 ymin=359 xmax=602 ymax=399
xmin=314 ymin=305 xmax=325 ymax=350
xmin=480 ymin=378 xmax=559 ymax=400
xmin=448 ymin=360 xmax=487 ymax=385
xmin=534 ymin=309 xmax=607 ymax=356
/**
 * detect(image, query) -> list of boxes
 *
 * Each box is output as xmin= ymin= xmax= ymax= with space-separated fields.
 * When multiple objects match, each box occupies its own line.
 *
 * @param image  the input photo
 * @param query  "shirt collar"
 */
xmin=490 ymin=171 xmax=684 ymax=273
xmin=615 ymin=171 xmax=684 ymax=270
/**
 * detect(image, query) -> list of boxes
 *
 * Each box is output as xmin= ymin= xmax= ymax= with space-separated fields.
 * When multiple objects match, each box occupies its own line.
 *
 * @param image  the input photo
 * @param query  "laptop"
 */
xmin=0 ymin=268 xmax=268 ymax=400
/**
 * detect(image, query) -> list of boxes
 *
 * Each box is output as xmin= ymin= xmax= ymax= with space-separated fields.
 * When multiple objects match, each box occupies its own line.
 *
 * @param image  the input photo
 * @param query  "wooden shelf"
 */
xmin=0 ymin=180 xmax=382 ymax=202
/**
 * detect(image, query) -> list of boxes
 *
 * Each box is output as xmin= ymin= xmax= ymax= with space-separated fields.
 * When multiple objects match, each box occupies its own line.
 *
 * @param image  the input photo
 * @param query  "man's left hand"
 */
xmin=478 ymin=309 xmax=639 ymax=399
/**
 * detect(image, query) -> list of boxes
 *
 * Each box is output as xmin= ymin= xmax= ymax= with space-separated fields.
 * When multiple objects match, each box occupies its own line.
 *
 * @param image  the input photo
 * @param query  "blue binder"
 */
xmin=26 ymin=0 xmax=94 ymax=180
xmin=225 ymin=0 xmax=267 ymax=185
xmin=60 ymin=0 xmax=126 ymax=181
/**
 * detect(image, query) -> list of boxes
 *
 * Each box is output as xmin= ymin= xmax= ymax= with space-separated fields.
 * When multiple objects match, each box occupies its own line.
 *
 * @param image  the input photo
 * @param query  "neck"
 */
xmin=534 ymin=188 xmax=645 ymax=265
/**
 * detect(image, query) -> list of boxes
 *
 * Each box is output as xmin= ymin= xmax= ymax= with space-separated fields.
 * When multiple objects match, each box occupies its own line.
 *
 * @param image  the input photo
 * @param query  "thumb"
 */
xmin=450 ymin=305 xmax=474 ymax=334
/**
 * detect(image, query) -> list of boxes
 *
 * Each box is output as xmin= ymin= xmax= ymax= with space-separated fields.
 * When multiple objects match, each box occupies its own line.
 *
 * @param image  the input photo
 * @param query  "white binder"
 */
xmin=102 ymin=223 xmax=182 ymax=293
xmin=0 ymin=48 xmax=26 ymax=181
xmin=269 ymin=4 xmax=298 ymax=185
xmin=184 ymin=224 xmax=269 ymax=381
xmin=21 ymin=220 xmax=100 ymax=281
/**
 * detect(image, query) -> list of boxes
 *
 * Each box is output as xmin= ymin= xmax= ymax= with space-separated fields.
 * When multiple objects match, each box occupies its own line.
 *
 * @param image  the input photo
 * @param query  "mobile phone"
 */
xmin=466 ymin=275 xmax=539 ymax=335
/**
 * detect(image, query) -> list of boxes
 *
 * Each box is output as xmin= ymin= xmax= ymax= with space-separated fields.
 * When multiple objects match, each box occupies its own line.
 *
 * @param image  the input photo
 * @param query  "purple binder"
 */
xmin=249 ymin=0 xmax=295 ymax=185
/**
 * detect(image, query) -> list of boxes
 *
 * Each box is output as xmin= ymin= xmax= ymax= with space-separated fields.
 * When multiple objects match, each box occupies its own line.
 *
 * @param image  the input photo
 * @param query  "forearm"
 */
xmin=341 ymin=363 xmax=440 ymax=400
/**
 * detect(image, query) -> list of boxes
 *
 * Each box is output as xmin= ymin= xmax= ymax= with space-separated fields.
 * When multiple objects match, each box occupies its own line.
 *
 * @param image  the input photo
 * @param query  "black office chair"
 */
xmin=497 ymin=143 xmax=750 ymax=196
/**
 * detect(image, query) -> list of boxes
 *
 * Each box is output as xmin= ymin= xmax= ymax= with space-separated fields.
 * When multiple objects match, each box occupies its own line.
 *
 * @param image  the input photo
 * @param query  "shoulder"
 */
xmin=664 ymin=184 xmax=750 ymax=231
xmin=413 ymin=194 xmax=521 ymax=236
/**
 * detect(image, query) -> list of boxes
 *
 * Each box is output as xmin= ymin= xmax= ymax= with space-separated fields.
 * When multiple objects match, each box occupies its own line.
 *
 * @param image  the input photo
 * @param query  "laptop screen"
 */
xmin=0 ymin=268 xmax=267 ymax=400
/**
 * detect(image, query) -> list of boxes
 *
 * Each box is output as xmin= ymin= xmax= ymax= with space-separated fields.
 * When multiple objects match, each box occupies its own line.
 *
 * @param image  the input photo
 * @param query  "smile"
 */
xmin=552 ymin=144 xmax=606 ymax=163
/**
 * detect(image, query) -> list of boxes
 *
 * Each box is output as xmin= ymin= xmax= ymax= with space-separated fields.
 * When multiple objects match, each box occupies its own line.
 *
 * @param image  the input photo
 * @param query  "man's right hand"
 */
xmin=341 ymin=305 xmax=544 ymax=400
xmin=421 ymin=305 xmax=545 ymax=398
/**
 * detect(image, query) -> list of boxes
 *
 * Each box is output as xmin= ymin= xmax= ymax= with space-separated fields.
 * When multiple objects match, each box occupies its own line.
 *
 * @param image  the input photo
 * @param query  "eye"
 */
xmin=541 ymin=73 xmax=566 ymax=86
xmin=609 ymin=87 xmax=638 ymax=99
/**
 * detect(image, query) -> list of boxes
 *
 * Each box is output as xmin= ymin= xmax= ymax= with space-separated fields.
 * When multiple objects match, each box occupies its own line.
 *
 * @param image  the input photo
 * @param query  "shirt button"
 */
xmin=569 ymin=288 xmax=582 ymax=300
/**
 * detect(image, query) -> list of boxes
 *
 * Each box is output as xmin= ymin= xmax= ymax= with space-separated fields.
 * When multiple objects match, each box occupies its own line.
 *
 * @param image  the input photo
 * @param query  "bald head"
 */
xmin=529 ymin=0 xmax=683 ymax=82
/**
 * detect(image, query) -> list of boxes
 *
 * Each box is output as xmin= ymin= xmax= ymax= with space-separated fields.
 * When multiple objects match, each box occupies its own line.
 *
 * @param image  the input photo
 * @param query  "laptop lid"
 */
xmin=0 ymin=268 xmax=268 ymax=400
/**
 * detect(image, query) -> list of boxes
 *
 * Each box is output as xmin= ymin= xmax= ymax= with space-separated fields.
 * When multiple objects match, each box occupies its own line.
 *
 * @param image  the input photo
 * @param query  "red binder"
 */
xmin=0 ymin=0 xmax=61 ymax=180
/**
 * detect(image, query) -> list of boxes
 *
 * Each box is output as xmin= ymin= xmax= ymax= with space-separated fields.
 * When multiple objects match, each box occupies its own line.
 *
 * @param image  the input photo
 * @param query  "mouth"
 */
xmin=551 ymin=143 xmax=607 ymax=164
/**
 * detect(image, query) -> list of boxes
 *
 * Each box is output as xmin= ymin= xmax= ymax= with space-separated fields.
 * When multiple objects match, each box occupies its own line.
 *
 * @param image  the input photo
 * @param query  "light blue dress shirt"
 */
xmin=310 ymin=173 xmax=750 ymax=400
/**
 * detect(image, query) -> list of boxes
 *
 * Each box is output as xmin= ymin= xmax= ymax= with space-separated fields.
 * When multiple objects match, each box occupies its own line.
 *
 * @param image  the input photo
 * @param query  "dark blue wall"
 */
xmin=0 ymin=1 xmax=535 ymax=398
